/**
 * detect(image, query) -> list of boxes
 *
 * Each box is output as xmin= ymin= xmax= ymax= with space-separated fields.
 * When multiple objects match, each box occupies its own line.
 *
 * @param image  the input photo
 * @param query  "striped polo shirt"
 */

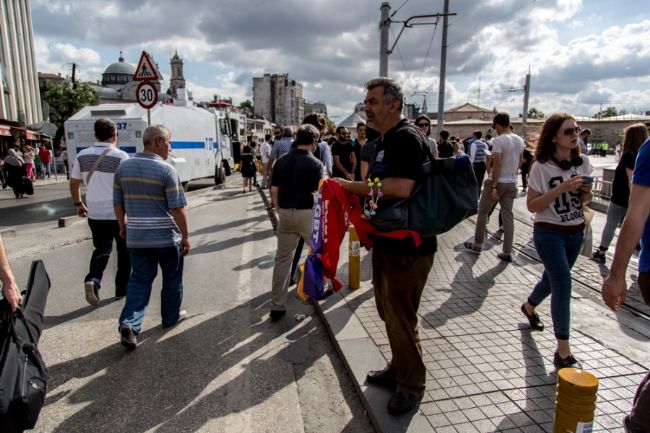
xmin=113 ymin=152 xmax=187 ymax=248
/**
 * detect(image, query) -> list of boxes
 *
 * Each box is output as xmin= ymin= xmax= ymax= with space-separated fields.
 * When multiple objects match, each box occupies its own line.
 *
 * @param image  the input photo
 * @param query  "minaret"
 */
xmin=169 ymin=50 xmax=185 ymax=98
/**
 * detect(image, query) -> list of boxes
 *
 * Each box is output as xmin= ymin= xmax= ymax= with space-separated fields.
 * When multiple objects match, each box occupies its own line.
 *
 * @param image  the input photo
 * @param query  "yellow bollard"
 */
xmin=553 ymin=368 xmax=599 ymax=433
xmin=348 ymin=225 xmax=360 ymax=290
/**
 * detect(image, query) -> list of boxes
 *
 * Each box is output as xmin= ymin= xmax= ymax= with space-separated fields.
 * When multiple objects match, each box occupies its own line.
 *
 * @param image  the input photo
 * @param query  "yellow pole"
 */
xmin=553 ymin=368 xmax=599 ymax=433
xmin=348 ymin=225 xmax=360 ymax=290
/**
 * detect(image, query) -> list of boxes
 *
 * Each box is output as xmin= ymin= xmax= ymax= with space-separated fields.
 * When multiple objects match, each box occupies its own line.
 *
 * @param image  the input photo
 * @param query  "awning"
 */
xmin=26 ymin=130 xmax=39 ymax=140
xmin=0 ymin=125 xmax=10 ymax=136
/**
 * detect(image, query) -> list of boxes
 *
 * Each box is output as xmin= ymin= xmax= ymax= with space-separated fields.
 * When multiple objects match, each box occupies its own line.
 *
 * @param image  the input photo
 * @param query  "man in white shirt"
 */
xmin=69 ymin=118 xmax=130 ymax=306
xmin=260 ymin=134 xmax=272 ymax=187
xmin=464 ymin=113 xmax=524 ymax=262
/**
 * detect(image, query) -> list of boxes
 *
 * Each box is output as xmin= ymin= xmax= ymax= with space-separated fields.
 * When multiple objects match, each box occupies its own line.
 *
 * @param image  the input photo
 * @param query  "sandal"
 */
xmin=497 ymin=253 xmax=513 ymax=263
xmin=463 ymin=241 xmax=481 ymax=254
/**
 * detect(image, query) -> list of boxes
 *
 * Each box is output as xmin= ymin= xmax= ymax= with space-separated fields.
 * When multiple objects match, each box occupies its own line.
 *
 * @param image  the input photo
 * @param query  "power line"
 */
xmin=390 ymin=0 xmax=409 ymax=18
xmin=390 ymin=26 xmax=409 ymax=72
xmin=420 ymin=17 xmax=440 ymax=75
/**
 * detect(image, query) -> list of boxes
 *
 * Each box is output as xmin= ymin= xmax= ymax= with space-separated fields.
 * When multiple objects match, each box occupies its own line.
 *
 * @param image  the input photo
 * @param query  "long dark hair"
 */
xmin=534 ymin=112 xmax=580 ymax=163
xmin=622 ymin=123 xmax=648 ymax=158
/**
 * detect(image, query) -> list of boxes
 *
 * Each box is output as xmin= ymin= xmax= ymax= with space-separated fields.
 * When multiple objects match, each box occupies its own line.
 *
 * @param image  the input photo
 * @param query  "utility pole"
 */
xmin=521 ymin=69 xmax=530 ymax=138
xmin=379 ymin=2 xmax=391 ymax=77
xmin=71 ymin=63 xmax=77 ymax=88
xmin=436 ymin=0 xmax=450 ymax=136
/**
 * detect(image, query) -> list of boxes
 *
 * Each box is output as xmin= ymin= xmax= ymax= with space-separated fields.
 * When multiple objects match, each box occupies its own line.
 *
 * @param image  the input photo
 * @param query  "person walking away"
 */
xmin=113 ymin=124 xmax=189 ymax=350
xmin=240 ymin=142 xmax=256 ymax=193
xmin=520 ymin=141 xmax=534 ymax=191
xmin=592 ymin=123 xmax=648 ymax=263
xmin=602 ymin=134 xmax=650 ymax=433
xmin=336 ymin=78 xmax=435 ymax=416
xmin=268 ymin=126 xmax=294 ymax=175
xmin=437 ymin=130 xmax=454 ymax=158
xmin=520 ymin=113 xmax=593 ymax=370
xmin=3 ymin=149 xmax=26 ymax=199
xmin=268 ymin=125 xmax=324 ymax=320
xmin=469 ymin=130 xmax=490 ymax=197
xmin=464 ymin=112 xmax=524 ymax=262
xmin=260 ymin=135 xmax=272 ymax=188
xmin=38 ymin=145 xmax=52 ymax=179
xmin=69 ymin=118 xmax=130 ymax=306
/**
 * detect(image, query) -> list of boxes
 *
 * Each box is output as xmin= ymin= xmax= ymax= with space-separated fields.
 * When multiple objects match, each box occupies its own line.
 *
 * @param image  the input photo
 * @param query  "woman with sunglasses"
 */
xmin=520 ymin=112 xmax=593 ymax=370
xmin=415 ymin=115 xmax=438 ymax=159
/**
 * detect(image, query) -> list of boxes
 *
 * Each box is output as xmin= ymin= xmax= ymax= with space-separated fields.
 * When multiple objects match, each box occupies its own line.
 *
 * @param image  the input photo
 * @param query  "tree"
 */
xmin=527 ymin=107 xmax=545 ymax=119
xmin=239 ymin=99 xmax=253 ymax=110
xmin=44 ymin=81 xmax=98 ymax=149
xmin=325 ymin=118 xmax=336 ymax=131
xmin=594 ymin=106 xmax=618 ymax=118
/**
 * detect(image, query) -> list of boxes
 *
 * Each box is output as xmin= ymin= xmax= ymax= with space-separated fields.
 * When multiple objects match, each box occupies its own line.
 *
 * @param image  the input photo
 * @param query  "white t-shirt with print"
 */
xmin=527 ymin=155 xmax=593 ymax=226
xmin=260 ymin=141 xmax=271 ymax=164
xmin=487 ymin=133 xmax=525 ymax=183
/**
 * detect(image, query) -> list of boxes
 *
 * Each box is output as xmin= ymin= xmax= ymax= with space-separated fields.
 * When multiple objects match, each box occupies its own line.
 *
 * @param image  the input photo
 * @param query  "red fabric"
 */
xmin=38 ymin=148 xmax=51 ymax=163
xmin=316 ymin=180 xmax=421 ymax=292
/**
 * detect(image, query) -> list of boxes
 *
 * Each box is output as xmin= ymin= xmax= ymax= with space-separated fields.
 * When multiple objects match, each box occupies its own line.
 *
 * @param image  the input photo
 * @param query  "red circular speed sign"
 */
xmin=136 ymin=81 xmax=158 ymax=109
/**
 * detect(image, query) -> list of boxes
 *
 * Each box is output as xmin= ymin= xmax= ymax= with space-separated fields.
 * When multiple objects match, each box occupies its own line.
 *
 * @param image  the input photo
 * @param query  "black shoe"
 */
xmin=119 ymin=325 xmax=137 ymax=351
xmin=387 ymin=392 xmax=422 ymax=416
xmin=624 ymin=415 xmax=644 ymax=433
xmin=591 ymin=249 xmax=606 ymax=264
xmin=163 ymin=310 xmax=187 ymax=329
xmin=84 ymin=281 xmax=100 ymax=306
xmin=269 ymin=310 xmax=286 ymax=321
xmin=366 ymin=366 xmax=396 ymax=389
xmin=553 ymin=352 xmax=582 ymax=370
xmin=289 ymin=278 xmax=297 ymax=287
xmin=521 ymin=303 xmax=544 ymax=330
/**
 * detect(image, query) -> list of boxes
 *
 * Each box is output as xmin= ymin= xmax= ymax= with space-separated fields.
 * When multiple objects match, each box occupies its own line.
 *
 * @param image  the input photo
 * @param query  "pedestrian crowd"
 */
xmin=0 ymin=143 xmax=60 ymax=199
xmin=2 ymin=78 xmax=650 ymax=431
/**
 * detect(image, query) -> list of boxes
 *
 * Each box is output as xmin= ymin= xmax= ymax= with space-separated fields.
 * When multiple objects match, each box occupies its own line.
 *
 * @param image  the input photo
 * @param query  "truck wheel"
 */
xmin=214 ymin=166 xmax=226 ymax=185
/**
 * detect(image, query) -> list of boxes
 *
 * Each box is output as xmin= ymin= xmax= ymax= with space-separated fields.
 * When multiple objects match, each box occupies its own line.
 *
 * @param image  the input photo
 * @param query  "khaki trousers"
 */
xmin=474 ymin=179 xmax=518 ymax=254
xmin=270 ymin=208 xmax=312 ymax=311
xmin=372 ymin=247 xmax=435 ymax=396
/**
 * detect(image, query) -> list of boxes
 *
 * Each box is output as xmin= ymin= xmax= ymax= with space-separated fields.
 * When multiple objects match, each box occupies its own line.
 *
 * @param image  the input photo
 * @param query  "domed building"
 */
xmin=101 ymin=52 xmax=136 ymax=90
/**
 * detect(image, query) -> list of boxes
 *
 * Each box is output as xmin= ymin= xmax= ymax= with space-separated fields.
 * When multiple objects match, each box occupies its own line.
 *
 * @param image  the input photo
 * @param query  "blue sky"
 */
xmin=31 ymin=0 xmax=650 ymax=120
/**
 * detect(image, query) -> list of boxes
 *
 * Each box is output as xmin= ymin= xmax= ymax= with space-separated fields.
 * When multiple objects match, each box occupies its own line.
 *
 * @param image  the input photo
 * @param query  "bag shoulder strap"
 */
xmin=85 ymin=148 xmax=111 ymax=186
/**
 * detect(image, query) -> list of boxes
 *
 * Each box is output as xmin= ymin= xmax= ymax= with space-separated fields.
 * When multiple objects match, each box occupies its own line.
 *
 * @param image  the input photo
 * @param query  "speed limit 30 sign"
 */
xmin=136 ymin=81 xmax=158 ymax=109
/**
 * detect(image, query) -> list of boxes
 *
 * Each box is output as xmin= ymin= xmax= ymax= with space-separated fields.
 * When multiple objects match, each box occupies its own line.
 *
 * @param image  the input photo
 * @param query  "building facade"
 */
xmin=0 ymin=0 xmax=41 ymax=125
xmin=253 ymin=73 xmax=304 ymax=127
xmin=304 ymin=101 xmax=327 ymax=117
xmin=168 ymin=50 xmax=186 ymax=99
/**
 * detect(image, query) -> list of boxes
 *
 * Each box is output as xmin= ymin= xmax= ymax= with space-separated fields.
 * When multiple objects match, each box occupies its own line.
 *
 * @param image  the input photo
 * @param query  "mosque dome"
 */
xmin=101 ymin=53 xmax=135 ymax=89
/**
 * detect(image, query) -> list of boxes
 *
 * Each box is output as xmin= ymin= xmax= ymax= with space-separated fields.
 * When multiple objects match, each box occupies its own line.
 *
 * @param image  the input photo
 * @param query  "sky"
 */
xmin=31 ymin=0 xmax=650 ymax=122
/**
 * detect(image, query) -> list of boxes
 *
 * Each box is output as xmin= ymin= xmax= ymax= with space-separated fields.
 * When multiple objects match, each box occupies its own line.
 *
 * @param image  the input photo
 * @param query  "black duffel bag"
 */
xmin=0 ymin=261 xmax=50 ymax=432
xmin=370 ymin=153 xmax=478 ymax=236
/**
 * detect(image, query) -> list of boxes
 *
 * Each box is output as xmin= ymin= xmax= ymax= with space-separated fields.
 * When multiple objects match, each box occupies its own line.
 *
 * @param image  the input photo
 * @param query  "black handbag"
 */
xmin=21 ymin=178 xmax=33 ymax=196
xmin=0 ymin=261 xmax=50 ymax=432
xmin=370 ymin=152 xmax=478 ymax=236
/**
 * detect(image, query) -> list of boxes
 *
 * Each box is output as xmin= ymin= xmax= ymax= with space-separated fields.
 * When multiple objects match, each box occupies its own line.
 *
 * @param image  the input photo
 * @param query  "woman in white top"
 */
xmin=520 ymin=112 xmax=593 ymax=371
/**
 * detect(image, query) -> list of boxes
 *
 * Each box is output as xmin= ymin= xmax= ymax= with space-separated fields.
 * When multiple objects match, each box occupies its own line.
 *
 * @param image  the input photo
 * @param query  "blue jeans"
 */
xmin=527 ymin=226 xmax=583 ymax=340
xmin=119 ymin=245 xmax=184 ymax=333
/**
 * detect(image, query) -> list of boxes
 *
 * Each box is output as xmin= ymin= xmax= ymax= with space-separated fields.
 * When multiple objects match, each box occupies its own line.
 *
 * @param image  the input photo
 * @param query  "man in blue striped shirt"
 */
xmin=113 ymin=124 xmax=190 ymax=350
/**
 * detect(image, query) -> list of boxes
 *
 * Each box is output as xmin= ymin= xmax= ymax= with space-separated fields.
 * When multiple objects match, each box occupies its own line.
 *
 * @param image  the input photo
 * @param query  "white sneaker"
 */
xmin=84 ymin=281 xmax=100 ymax=306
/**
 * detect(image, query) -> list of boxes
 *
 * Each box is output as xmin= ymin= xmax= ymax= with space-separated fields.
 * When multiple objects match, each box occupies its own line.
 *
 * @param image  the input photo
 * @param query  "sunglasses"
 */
xmin=417 ymin=122 xmax=430 ymax=127
xmin=563 ymin=126 xmax=581 ymax=136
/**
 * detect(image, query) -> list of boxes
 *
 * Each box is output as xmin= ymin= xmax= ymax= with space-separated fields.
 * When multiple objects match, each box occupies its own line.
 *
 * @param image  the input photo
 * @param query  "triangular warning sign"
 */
xmin=133 ymin=51 xmax=159 ymax=81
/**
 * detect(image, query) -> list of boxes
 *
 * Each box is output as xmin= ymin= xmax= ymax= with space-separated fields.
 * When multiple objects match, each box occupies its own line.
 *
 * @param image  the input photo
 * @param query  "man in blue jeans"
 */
xmin=113 ymin=124 xmax=190 ymax=350
xmin=603 ymin=137 xmax=650 ymax=433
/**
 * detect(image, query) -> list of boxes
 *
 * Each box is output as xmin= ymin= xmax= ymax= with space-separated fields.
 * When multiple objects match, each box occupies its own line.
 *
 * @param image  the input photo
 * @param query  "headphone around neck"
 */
xmin=551 ymin=154 xmax=583 ymax=170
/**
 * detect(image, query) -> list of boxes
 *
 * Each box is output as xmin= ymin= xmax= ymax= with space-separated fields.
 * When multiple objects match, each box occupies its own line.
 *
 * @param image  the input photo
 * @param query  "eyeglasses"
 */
xmin=416 ymin=122 xmax=430 ymax=127
xmin=563 ymin=126 xmax=581 ymax=136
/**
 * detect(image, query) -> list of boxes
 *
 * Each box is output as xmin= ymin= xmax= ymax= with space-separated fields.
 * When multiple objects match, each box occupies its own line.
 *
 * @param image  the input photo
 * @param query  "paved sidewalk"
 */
xmin=316 ymin=208 xmax=650 ymax=433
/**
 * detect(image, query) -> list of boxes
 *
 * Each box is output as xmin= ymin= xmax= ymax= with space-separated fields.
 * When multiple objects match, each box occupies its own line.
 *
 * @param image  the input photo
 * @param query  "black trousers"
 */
xmin=86 ymin=219 xmax=131 ymax=297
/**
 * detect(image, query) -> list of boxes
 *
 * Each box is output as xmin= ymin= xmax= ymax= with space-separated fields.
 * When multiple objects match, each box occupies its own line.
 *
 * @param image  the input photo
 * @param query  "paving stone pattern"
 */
xmin=339 ymin=214 xmax=648 ymax=433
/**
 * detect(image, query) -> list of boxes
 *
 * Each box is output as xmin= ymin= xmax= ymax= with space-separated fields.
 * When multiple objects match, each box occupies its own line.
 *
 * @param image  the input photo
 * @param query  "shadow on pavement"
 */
xmin=44 ymin=292 xmax=370 ymax=433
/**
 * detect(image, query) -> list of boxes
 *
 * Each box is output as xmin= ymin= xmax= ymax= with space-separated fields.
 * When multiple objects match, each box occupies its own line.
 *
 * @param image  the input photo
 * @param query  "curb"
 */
xmin=314 ymin=290 xmax=433 ymax=433
xmin=0 ymin=228 xmax=16 ymax=237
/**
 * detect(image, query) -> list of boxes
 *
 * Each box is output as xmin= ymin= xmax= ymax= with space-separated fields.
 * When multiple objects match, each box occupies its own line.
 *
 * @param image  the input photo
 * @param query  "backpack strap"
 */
xmin=85 ymin=148 xmax=111 ymax=186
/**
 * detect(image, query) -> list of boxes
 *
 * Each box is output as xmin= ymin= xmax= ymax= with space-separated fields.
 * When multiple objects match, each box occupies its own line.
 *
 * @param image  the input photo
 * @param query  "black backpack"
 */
xmin=0 ymin=261 xmax=50 ymax=432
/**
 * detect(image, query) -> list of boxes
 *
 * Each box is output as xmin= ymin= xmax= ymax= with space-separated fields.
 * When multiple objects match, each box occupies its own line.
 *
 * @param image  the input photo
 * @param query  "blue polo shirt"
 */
xmin=633 ymin=139 xmax=650 ymax=272
xmin=113 ymin=152 xmax=187 ymax=249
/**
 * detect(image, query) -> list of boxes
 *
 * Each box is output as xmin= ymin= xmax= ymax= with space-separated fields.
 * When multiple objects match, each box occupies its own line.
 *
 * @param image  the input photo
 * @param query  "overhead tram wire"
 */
xmin=420 ymin=17 xmax=440 ymax=75
xmin=390 ymin=0 xmax=409 ymax=19
xmin=390 ymin=26 xmax=409 ymax=72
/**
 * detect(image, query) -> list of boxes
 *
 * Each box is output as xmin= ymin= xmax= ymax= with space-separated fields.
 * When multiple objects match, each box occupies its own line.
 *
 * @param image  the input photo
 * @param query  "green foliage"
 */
xmin=593 ymin=106 xmax=619 ymax=118
xmin=239 ymin=99 xmax=253 ymax=110
xmin=527 ymin=107 xmax=545 ymax=119
xmin=44 ymin=81 xmax=98 ymax=126
xmin=324 ymin=118 xmax=336 ymax=130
